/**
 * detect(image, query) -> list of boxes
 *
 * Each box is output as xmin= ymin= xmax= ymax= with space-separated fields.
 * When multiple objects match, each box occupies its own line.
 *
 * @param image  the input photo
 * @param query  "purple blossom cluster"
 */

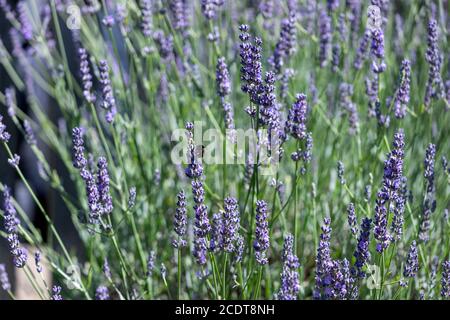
xmin=393 ymin=59 xmax=411 ymax=119
xmin=419 ymin=143 xmax=437 ymax=242
xmin=79 ymin=48 xmax=96 ymax=103
xmin=277 ymin=234 xmax=300 ymax=300
xmin=254 ymin=200 xmax=269 ymax=265
xmin=424 ymin=20 xmax=444 ymax=107
xmin=3 ymin=187 xmax=28 ymax=268
xmin=71 ymin=127 xmax=113 ymax=225
xmin=0 ymin=264 xmax=11 ymax=291
xmin=401 ymin=241 xmax=419 ymax=286
xmin=173 ymin=190 xmax=187 ymax=248
xmin=98 ymin=60 xmax=117 ymax=123
xmin=353 ymin=218 xmax=372 ymax=278
xmin=374 ymin=129 xmax=405 ymax=252
xmin=314 ymin=218 xmax=354 ymax=300
xmin=269 ymin=13 xmax=297 ymax=74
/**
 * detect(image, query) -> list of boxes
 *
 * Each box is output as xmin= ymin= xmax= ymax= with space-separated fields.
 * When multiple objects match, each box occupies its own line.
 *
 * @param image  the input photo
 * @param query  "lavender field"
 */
xmin=0 ymin=0 xmax=449 ymax=301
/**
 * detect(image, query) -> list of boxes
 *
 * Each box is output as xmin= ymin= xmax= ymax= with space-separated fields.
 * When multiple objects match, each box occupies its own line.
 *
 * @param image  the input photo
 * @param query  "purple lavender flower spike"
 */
xmin=442 ymin=261 xmax=450 ymax=298
xmin=319 ymin=10 xmax=331 ymax=68
xmin=233 ymin=235 xmax=244 ymax=264
xmin=98 ymin=60 xmax=117 ymax=123
xmin=277 ymin=234 xmax=300 ymax=300
xmin=153 ymin=31 xmax=174 ymax=60
xmin=139 ymin=0 xmax=153 ymax=37
xmin=51 ymin=285 xmax=63 ymax=300
xmin=209 ymin=212 xmax=223 ymax=252
xmin=97 ymin=157 xmax=113 ymax=216
xmin=419 ymin=143 xmax=436 ymax=242
xmin=270 ymin=13 xmax=297 ymax=74
xmin=394 ymin=59 xmax=411 ymax=119
xmin=222 ymin=196 xmax=240 ymax=253
xmin=80 ymin=168 xmax=100 ymax=224
xmin=331 ymin=44 xmax=340 ymax=73
xmin=35 ymin=251 xmax=43 ymax=273
xmin=239 ymin=25 xmax=263 ymax=104
xmin=128 ymin=186 xmax=136 ymax=209
xmin=353 ymin=218 xmax=372 ymax=278
xmin=7 ymin=233 xmax=28 ymax=268
xmin=103 ymin=257 xmax=111 ymax=280
xmin=424 ymin=20 xmax=444 ymax=107
xmin=201 ymin=0 xmax=223 ymax=20
xmin=370 ymin=28 xmax=386 ymax=73
xmin=72 ymin=127 xmax=87 ymax=169
xmin=23 ymin=120 xmax=36 ymax=145
xmin=314 ymin=217 xmax=333 ymax=299
xmin=391 ymin=185 xmax=406 ymax=242
xmin=216 ymin=57 xmax=231 ymax=98
xmin=147 ymin=251 xmax=155 ymax=277
xmin=3 ymin=186 xmax=19 ymax=235
xmin=173 ymin=190 xmax=187 ymax=248
xmin=170 ymin=0 xmax=189 ymax=33
xmin=347 ymin=203 xmax=357 ymax=235
xmin=0 ymin=264 xmax=11 ymax=291
xmin=0 ymin=115 xmax=11 ymax=142
xmin=254 ymin=200 xmax=269 ymax=265
xmin=95 ymin=285 xmax=110 ymax=300
xmin=354 ymin=30 xmax=370 ymax=70
xmin=78 ymin=48 xmax=96 ymax=103
xmin=339 ymin=83 xmax=359 ymax=134
xmin=17 ymin=1 xmax=33 ymax=41
xmin=4 ymin=87 xmax=15 ymax=118
xmin=193 ymin=237 xmax=208 ymax=265
xmin=403 ymin=241 xmax=419 ymax=279
xmin=286 ymin=93 xmax=308 ymax=140
xmin=337 ymin=161 xmax=346 ymax=185
xmin=374 ymin=129 xmax=405 ymax=252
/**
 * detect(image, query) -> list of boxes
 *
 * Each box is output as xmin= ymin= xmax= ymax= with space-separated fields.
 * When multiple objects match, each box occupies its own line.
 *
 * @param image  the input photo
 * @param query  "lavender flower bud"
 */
xmin=442 ymin=261 xmax=450 ymax=298
xmin=424 ymin=20 xmax=444 ymax=107
xmin=0 ymin=115 xmax=11 ymax=142
xmin=35 ymin=251 xmax=43 ymax=273
xmin=319 ymin=10 xmax=331 ymax=68
xmin=4 ymin=87 xmax=15 ymax=118
xmin=337 ymin=161 xmax=346 ymax=185
xmin=286 ymin=93 xmax=308 ymax=140
xmin=7 ymin=154 xmax=20 ymax=167
xmin=103 ymin=257 xmax=111 ymax=280
xmin=17 ymin=1 xmax=32 ymax=41
xmin=98 ymin=60 xmax=117 ymax=123
xmin=394 ymin=59 xmax=411 ymax=119
xmin=0 ymin=264 xmax=11 ymax=291
xmin=354 ymin=30 xmax=370 ymax=70
xmin=216 ymin=57 xmax=231 ymax=98
xmin=209 ymin=212 xmax=223 ymax=252
xmin=147 ymin=251 xmax=156 ymax=277
xmin=419 ymin=143 xmax=437 ymax=242
xmin=173 ymin=190 xmax=187 ymax=248
xmin=3 ymin=186 xmax=19 ymax=235
xmin=51 ymin=285 xmax=63 ymax=300
xmin=7 ymin=233 xmax=28 ymax=268
xmin=339 ymin=83 xmax=359 ymax=134
xmin=222 ymin=196 xmax=240 ymax=253
xmin=170 ymin=0 xmax=189 ymax=32
xmin=314 ymin=217 xmax=333 ymax=299
xmin=253 ymin=200 xmax=269 ymax=265
xmin=128 ymin=187 xmax=136 ymax=209
xmin=139 ymin=0 xmax=153 ymax=37
xmin=347 ymin=203 xmax=357 ymax=235
xmin=95 ymin=285 xmax=110 ymax=300
xmin=72 ymin=127 xmax=87 ymax=169
xmin=78 ymin=48 xmax=96 ymax=103
xmin=233 ymin=234 xmax=244 ymax=264
xmin=353 ymin=218 xmax=372 ymax=278
xmin=80 ymin=168 xmax=100 ymax=224
xmin=270 ymin=13 xmax=297 ymax=74
xmin=277 ymin=234 xmax=300 ymax=300
xmin=23 ymin=120 xmax=36 ymax=145
xmin=97 ymin=157 xmax=113 ymax=216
